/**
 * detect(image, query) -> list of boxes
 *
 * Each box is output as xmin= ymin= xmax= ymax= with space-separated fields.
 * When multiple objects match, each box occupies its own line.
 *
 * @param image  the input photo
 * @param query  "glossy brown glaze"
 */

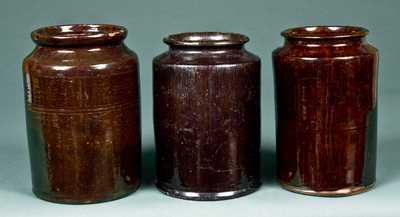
xmin=273 ymin=26 xmax=378 ymax=196
xmin=153 ymin=32 xmax=261 ymax=200
xmin=23 ymin=24 xmax=141 ymax=204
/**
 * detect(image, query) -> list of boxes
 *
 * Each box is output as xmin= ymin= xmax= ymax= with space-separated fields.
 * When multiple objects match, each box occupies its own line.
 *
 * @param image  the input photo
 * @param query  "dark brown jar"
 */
xmin=22 ymin=24 xmax=141 ymax=204
xmin=273 ymin=26 xmax=378 ymax=196
xmin=153 ymin=32 xmax=261 ymax=200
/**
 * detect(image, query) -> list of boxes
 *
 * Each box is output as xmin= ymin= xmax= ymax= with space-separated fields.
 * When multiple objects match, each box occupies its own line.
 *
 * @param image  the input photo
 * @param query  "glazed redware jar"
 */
xmin=23 ymin=24 xmax=141 ymax=203
xmin=273 ymin=26 xmax=378 ymax=196
xmin=153 ymin=32 xmax=261 ymax=200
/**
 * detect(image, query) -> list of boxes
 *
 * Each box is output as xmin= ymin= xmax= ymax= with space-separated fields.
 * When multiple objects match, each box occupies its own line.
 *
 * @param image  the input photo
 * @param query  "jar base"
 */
xmin=156 ymin=182 xmax=261 ymax=201
xmin=32 ymin=185 xmax=139 ymax=204
xmin=279 ymin=181 xmax=375 ymax=197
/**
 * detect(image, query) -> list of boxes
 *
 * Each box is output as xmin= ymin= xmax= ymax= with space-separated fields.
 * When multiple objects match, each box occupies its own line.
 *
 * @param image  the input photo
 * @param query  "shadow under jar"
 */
xmin=153 ymin=32 xmax=261 ymax=201
xmin=23 ymin=24 xmax=141 ymax=204
xmin=273 ymin=26 xmax=378 ymax=197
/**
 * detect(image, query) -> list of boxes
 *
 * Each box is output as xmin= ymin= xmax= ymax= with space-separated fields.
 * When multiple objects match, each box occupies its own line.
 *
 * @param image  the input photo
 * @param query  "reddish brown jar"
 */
xmin=153 ymin=32 xmax=261 ymax=200
xmin=23 ymin=24 xmax=141 ymax=204
xmin=273 ymin=26 xmax=378 ymax=196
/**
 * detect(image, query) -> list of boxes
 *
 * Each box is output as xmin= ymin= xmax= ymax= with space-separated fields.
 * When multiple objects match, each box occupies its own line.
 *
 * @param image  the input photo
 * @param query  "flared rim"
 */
xmin=163 ymin=32 xmax=249 ymax=46
xmin=281 ymin=26 xmax=369 ymax=39
xmin=31 ymin=24 xmax=127 ymax=46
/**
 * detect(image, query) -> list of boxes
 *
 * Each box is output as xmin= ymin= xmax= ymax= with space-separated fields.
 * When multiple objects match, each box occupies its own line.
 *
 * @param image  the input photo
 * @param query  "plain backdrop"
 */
xmin=0 ymin=0 xmax=399 ymax=217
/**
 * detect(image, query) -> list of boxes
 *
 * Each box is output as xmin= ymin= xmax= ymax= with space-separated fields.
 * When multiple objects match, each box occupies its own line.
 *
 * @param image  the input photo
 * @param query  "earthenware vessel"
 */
xmin=153 ymin=32 xmax=261 ymax=200
xmin=23 ymin=24 xmax=141 ymax=204
xmin=273 ymin=26 xmax=378 ymax=196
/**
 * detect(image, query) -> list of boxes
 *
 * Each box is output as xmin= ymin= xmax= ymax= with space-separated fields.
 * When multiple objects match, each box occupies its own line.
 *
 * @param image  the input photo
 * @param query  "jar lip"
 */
xmin=163 ymin=32 xmax=249 ymax=47
xmin=281 ymin=26 xmax=369 ymax=39
xmin=31 ymin=24 xmax=127 ymax=46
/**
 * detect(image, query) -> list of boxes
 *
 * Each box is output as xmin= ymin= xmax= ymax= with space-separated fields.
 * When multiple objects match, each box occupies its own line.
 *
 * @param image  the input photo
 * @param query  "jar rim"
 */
xmin=281 ymin=26 xmax=369 ymax=39
xmin=163 ymin=32 xmax=249 ymax=47
xmin=31 ymin=24 xmax=127 ymax=46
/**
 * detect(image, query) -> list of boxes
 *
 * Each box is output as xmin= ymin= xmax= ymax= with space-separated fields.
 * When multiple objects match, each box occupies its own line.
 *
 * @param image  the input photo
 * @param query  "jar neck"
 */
xmin=284 ymin=37 xmax=365 ymax=47
xmin=31 ymin=24 xmax=127 ymax=46
xmin=168 ymin=44 xmax=245 ymax=52
xmin=281 ymin=26 xmax=369 ymax=47
xmin=164 ymin=32 xmax=249 ymax=53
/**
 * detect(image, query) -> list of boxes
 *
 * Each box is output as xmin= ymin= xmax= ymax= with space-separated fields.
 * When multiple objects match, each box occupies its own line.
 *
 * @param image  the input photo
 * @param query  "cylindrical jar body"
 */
xmin=153 ymin=32 xmax=261 ymax=200
xmin=273 ymin=26 xmax=378 ymax=196
xmin=23 ymin=24 xmax=141 ymax=204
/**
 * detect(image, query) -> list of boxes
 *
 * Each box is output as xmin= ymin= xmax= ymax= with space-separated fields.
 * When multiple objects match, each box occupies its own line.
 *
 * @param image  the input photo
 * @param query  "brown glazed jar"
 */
xmin=23 ymin=24 xmax=141 ymax=204
xmin=273 ymin=26 xmax=378 ymax=196
xmin=153 ymin=32 xmax=261 ymax=200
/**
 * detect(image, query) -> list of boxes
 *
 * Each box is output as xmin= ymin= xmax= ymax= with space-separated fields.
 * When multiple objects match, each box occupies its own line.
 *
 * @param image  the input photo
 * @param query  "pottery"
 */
xmin=273 ymin=26 xmax=378 ymax=196
xmin=153 ymin=32 xmax=261 ymax=200
xmin=23 ymin=24 xmax=141 ymax=204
